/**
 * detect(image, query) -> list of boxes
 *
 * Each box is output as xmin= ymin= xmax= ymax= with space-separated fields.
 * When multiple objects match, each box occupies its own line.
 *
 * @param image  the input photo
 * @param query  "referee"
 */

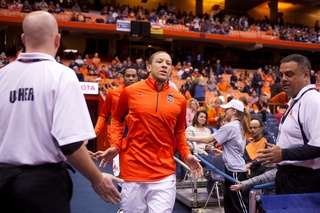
xmin=0 ymin=11 xmax=123 ymax=212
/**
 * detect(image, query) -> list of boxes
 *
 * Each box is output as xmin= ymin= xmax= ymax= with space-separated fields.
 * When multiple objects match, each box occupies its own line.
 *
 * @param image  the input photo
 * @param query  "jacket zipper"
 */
xmin=156 ymin=92 xmax=159 ymax=112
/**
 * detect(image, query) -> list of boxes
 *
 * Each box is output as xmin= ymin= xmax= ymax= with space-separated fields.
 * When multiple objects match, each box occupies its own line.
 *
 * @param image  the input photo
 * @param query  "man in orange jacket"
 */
xmin=94 ymin=66 xmax=139 ymax=178
xmin=96 ymin=51 xmax=203 ymax=213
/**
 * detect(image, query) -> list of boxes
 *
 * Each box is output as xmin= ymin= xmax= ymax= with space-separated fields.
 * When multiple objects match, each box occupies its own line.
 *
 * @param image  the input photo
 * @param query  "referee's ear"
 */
xmin=21 ymin=33 xmax=26 ymax=47
xmin=54 ymin=33 xmax=61 ymax=50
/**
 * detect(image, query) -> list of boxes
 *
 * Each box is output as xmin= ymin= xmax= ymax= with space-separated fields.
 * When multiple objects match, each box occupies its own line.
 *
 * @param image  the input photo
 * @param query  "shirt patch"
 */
xmin=167 ymin=94 xmax=174 ymax=103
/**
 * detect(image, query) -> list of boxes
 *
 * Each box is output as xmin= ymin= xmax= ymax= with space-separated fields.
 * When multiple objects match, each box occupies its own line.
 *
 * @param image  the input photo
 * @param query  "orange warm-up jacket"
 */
xmin=95 ymin=85 xmax=125 ymax=137
xmin=111 ymin=77 xmax=191 ymax=182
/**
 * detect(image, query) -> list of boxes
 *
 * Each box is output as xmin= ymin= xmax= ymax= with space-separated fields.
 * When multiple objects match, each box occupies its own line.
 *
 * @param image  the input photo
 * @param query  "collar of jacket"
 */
xmin=145 ymin=76 xmax=170 ymax=92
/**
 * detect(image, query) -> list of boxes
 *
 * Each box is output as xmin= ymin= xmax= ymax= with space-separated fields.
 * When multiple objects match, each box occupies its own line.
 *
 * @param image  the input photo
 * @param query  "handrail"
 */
xmin=195 ymin=153 xmax=275 ymax=189
xmin=174 ymin=156 xmax=191 ymax=172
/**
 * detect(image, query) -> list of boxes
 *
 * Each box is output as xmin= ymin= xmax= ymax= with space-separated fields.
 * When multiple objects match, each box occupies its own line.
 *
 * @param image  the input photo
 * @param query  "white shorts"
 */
xmin=121 ymin=174 xmax=176 ymax=213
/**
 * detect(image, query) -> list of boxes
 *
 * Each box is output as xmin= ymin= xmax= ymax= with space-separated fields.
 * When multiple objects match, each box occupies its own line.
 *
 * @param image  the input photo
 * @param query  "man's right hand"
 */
xmin=92 ymin=173 xmax=124 ymax=205
xmin=94 ymin=147 xmax=119 ymax=167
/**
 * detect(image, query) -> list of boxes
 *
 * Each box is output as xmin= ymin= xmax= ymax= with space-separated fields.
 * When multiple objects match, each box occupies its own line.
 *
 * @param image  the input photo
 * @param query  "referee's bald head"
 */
xmin=22 ymin=11 xmax=61 ymax=57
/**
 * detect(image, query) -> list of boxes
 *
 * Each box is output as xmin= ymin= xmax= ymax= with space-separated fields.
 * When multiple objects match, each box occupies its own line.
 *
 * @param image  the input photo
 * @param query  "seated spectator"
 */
xmin=55 ymin=55 xmax=63 ymax=64
xmin=207 ymin=98 xmax=224 ymax=129
xmin=216 ymin=76 xmax=230 ymax=93
xmin=208 ymin=89 xmax=225 ymax=104
xmin=21 ymin=0 xmax=32 ymax=12
xmin=0 ymin=0 xmax=8 ymax=9
xmin=137 ymin=68 xmax=148 ymax=80
xmin=229 ymin=70 xmax=238 ymax=90
xmin=261 ymin=82 xmax=271 ymax=99
xmin=101 ymin=6 xmax=108 ymax=15
xmin=38 ymin=0 xmax=47 ymax=11
xmin=80 ymin=62 xmax=88 ymax=76
xmin=69 ymin=11 xmax=77 ymax=21
xmin=75 ymin=55 xmax=84 ymax=66
xmin=84 ymin=54 xmax=92 ymax=66
xmin=68 ymin=60 xmax=79 ymax=69
xmin=53 ymin=3 xmax=64 ymax=14
xmin=252 ymin=94 xmax=270 ymax=123
xmin=181 ymin=68 xmax=192 ymax=80
xmin=191 ymin=68 xmax=202 ymax=80
xmin=119 ymin=10 xmax=128 ymax=20
xmin=73 ymin=66 xmax=84 ymax=82
xmin=97 ymin=65 xmax=110 ymax=79
xmin=112 ymin=72 xmax=124 ymax=87
xmin=10 ymin=1 xmax=21 ymax=12
xmin=136 ymin=10 xmax=144 ymax=20
xmin=77 ymin=12 xmax=85 ymax=22
xmin=91 ymin=53 xmax=101 ymax=70
xmin=247 ymin=90 xmax=259 ymax=106
xmin=206 ymin=76 xmax=218 ymax=92
xmin=88 ymin=64 xmax=97 ymax=76
xmin=263 ymin=70 xmax=274 ymax=85
xmin=239 ymin=95 xmax=252 ymax=113
xmin=179 ymin=84 xmax=192 ymax=102
xmin=244 ymin=116 xmax=275 ymax=178
xmin=194 ymin=79 xmax=207 ymax=106
xmin=47 ymin=1 xmax=54 ymax=13
xmin=186 ymin=98 xmax=199 ymax=127
xmin=186 ymin=110 xmax=212 ymax=158
xmin=106 ymin=11 xmax=115 ymax=24
xmin=0 ymin=52 xmax=9 ymax=66
xmin=72 ymin=2 xmax=81 ymax=12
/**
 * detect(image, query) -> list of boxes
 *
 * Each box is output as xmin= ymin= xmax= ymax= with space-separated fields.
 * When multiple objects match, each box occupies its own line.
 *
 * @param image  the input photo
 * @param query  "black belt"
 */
xmin=4 ymin=162 xmax=76 ymax=173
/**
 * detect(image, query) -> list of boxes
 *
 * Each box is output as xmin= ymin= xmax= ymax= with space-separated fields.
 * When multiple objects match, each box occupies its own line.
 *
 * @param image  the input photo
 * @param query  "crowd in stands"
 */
xmin=1 ymin=0 xmax=320 ymax=43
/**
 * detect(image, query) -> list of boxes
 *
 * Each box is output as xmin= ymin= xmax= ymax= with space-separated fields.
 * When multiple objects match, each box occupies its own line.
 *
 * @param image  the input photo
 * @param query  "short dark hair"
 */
xmin=192 ymin=110 xmax=208 ymax=127
xmin=148 ymin=51 xmax=169 ymax=64
xmin=280 ymin=54 xmax=311 ymax=73
xmin=122 ymin=66 xmax=137 ymax=75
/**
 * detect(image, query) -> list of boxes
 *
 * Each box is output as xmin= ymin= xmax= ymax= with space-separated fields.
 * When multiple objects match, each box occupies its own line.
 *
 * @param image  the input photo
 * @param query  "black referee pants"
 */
xmin=276 ymin=165 xmax=320 ymax=194
xmin=0 ymin=163 xmax=73 ymax=213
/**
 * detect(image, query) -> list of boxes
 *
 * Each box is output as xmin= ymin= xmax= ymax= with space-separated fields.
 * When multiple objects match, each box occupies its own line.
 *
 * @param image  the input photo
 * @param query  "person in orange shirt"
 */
xmin=84 ymin=54 xmax=92 ymax=66
xmin=94 ymin=67 xmax=139 ymax=199
xmin=112 ymin=72 xmax=124 ymax=87
xmin=252 ymin=94 xmax=270 ymax=122
xmin=96 ymin=51 xmax=202 ymax=213
xmin=79 ymin=62 xmax=89 ymax=76
xmin=263 ymin=70 xmax=274 ymax=85
xmin=179 ymin=84 xmax=192 ymax=102
xmin=91 ymin=52 xmax=101 ymax=70
xmin=94 ymin=66 xmax=139 ymax=137
xmin=261 ymin=81 xmax=271 ymax=99
xmin=10 ymin=1 xmax=21 ymax=12
xmin=207 ymin=98 xmax=224 ymax=129
xmin=217 ymin=76 xmax=230 ymax=93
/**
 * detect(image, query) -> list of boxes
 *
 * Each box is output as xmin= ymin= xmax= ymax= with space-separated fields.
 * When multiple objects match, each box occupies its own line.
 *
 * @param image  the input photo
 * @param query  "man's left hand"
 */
xmin=186 ymin=155 xmax=203 ymax=179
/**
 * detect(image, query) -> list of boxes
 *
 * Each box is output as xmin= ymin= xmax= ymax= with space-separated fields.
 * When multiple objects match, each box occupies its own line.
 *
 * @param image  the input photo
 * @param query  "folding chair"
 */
xmin=203 ymin=155 xmax=225 ymax=213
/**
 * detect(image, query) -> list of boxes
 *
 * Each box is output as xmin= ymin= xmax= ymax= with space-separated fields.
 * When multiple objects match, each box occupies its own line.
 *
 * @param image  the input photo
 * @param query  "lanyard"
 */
xmin=280 ymin=88 xmax=316 ymax=124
